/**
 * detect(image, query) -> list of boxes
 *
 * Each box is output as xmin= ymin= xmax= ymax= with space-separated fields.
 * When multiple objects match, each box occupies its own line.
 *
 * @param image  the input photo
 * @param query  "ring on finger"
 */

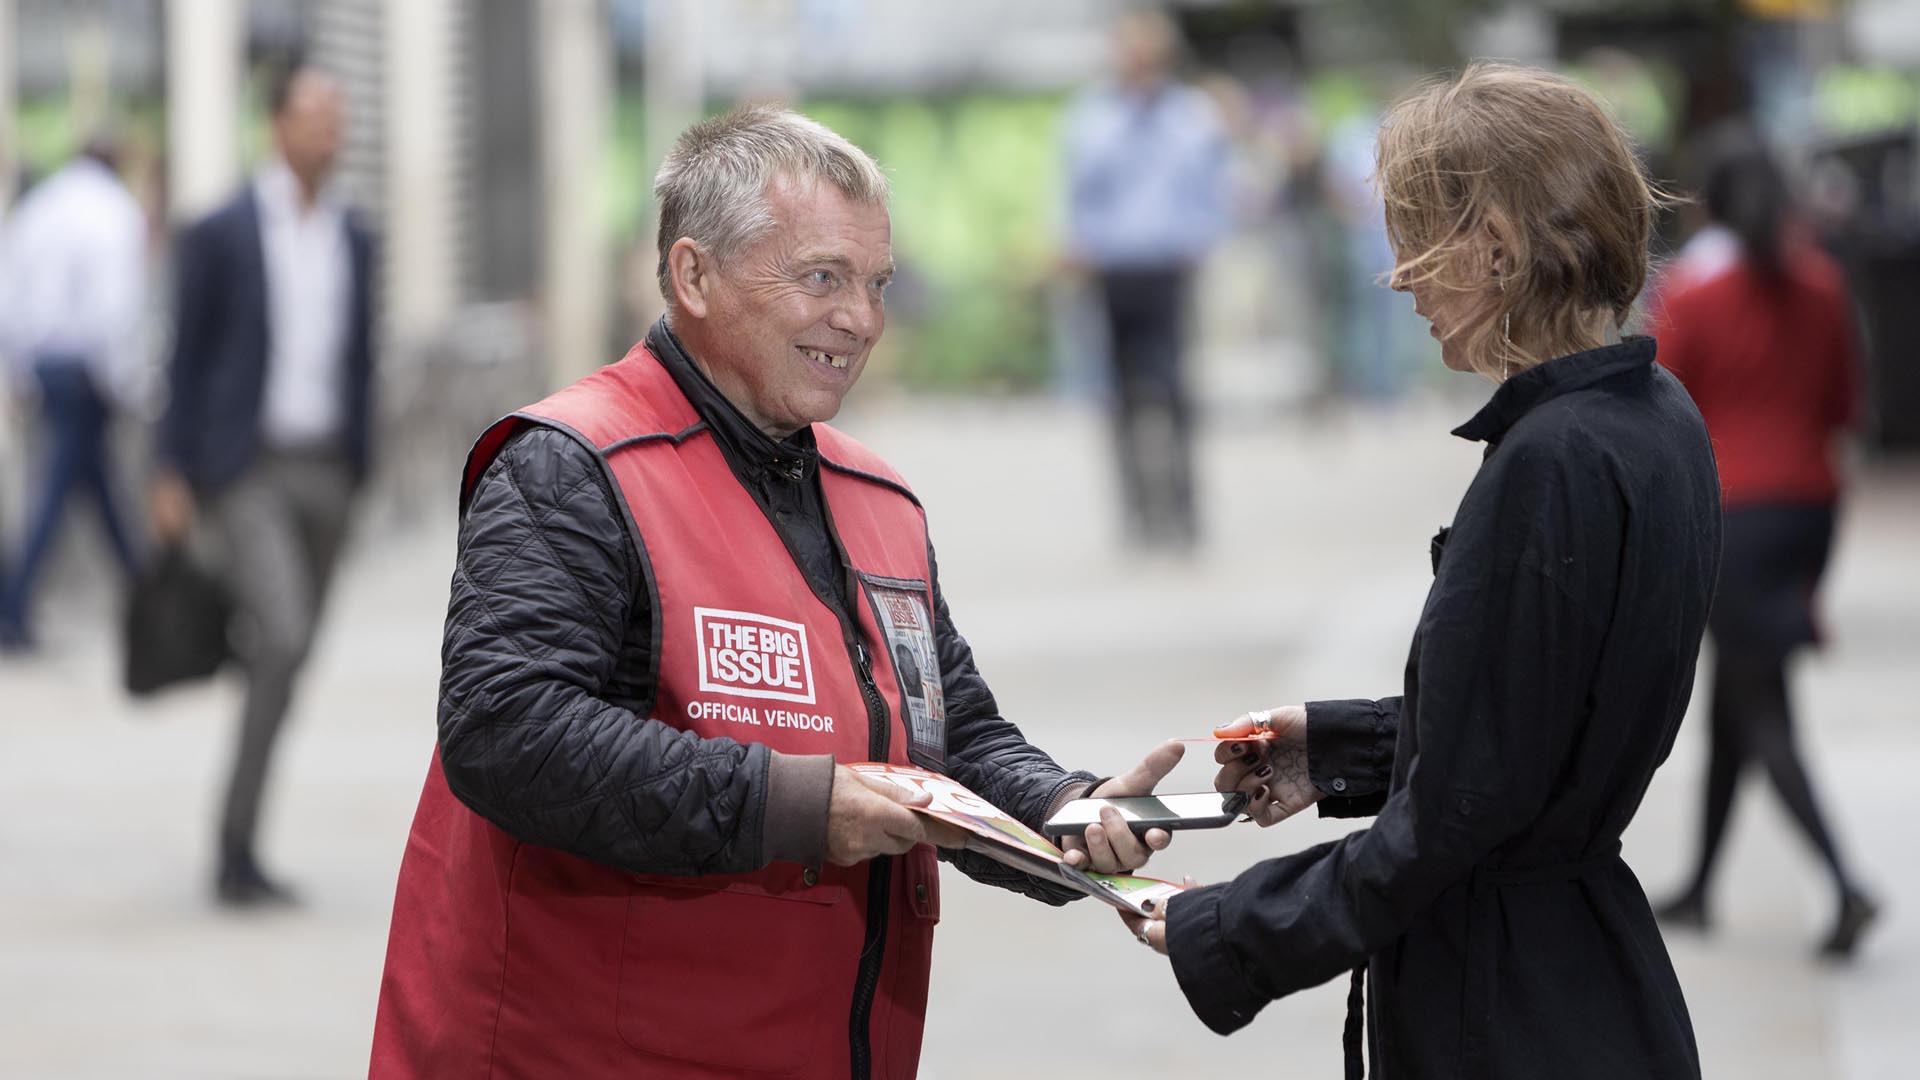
xmin=1134 ymin=925 xmax=1152 ymax=945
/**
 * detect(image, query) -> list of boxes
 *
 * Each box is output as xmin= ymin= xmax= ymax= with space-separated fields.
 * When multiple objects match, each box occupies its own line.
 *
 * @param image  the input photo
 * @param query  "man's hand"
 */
xmin=149 ymin=471 xmax=196 ymax=545
xmin=823 ymin=765 xmax=966 ymax=866
xmin=1059 ymin=739 xmax=1185 ymax=874
xmin=1213 ymin=706 xmax=1321 ymax=826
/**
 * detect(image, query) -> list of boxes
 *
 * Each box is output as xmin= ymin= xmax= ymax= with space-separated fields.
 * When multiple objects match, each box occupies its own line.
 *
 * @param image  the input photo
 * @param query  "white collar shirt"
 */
xmin=255 ymin=158 xmax=351 ymax=447
xmin=0 ymin=158 xmax=148 ymax=400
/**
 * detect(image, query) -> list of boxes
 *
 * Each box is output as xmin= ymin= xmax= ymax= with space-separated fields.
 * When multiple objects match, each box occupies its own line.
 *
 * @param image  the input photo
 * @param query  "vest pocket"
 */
xmin=616 ymin=864 xmax=856 ymax=1073
xmin=882 ymin=846 xmax=941 ymax=1078
xmin=904 ymin=843 xmax=940 ymax=923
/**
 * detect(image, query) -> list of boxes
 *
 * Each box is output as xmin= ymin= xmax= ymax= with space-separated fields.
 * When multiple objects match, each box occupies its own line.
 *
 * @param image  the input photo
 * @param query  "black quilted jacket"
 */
xmin=436 ymin=321 xmax=1092 ymax=901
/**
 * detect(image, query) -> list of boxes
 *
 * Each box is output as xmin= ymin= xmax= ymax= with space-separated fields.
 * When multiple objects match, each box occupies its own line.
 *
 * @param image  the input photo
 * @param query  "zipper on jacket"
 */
xmin=743 ymin=547 xmax=891 ymax=1080
xmin=739 ymin=453 xmax=895 ymax=1079
xmin=843 ymin=570 xmax=893 ymax=1080
xmin=849 ymin=853 xmax=891 ymax=1080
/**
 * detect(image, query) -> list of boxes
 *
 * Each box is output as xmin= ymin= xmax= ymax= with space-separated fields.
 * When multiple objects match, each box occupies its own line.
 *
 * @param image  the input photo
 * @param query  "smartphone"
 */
xmin=1041 ymin=791 xmax=1250 ymax=840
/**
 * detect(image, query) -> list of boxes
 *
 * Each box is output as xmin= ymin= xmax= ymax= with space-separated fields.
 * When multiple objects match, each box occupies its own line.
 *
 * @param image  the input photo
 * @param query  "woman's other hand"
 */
xmin=1117 ymin=875 xmax=1198 ymax=956
xmin=1214 ymin=706 xmax=1322 ymax=826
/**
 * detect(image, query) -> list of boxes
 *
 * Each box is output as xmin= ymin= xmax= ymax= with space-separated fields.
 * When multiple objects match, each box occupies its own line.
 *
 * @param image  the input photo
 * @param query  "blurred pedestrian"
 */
xmin=1063 ymin=8 xmax=1229 ymax=551
xmin=1125 ymin=64 xmax=1719 ymax=1080
xmin=1652 ymin=133 xmax=1879 ymax=958
xmin=0 ymin=135 xmax=148 ymax=650
xmin=150 ymin=63 xmax=376 ymax=907
xmin=0 ymin=149 xmax=7 ymax=611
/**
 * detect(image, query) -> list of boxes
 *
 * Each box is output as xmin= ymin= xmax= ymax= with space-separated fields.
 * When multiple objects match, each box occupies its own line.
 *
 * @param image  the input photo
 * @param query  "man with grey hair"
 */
xmin=371 ymin=106 xmax=1181 ymax=1078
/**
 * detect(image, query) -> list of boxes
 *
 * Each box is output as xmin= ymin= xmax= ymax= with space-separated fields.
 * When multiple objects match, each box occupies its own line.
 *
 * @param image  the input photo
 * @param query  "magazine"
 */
xmin=847 ymin=762 xmax=1185 ymax=918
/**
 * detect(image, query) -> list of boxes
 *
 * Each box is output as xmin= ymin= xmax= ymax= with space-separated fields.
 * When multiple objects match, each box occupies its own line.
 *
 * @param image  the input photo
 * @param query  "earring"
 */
xmin=1497 ymin=273 xmax=1512 ymax=381
xmin=1502 ymin=312 xmax=1512 ymax=380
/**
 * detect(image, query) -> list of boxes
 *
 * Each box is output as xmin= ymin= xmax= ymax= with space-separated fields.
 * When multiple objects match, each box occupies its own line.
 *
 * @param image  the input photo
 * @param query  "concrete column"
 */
xmin=0 ymin=0 xmax=16 ymax=207
xmin=634 ymin=0 xmax=705 ymax=327
xmin=66 ymin=10 xmax=111 ymax=138
xmin=165 ymin=0 xmax=241 ymax=221
xmin=539 ymin=0 xmax=613 ymax=383
xmin=642 ymin=0 xmax=704 ymax=199
xmin=383 ymin=0 xmax=458 ymax=344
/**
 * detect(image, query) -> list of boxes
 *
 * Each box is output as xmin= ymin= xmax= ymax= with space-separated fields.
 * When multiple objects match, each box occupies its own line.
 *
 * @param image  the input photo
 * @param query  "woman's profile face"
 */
xmin=1390 ymin=253 xmax=1489 ymax=375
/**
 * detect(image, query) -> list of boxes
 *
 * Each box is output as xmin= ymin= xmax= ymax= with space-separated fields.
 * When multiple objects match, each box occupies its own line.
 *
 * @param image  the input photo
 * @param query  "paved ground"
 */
xmin=2 ymin=393 xmax=1914 ymax=1078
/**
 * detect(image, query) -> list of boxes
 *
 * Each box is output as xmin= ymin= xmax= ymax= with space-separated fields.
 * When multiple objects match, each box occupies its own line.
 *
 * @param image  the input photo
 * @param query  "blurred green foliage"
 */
xmin=12 ymin=97 xmax=167 ymax=216
xmin=1815 ymin=66 xmax=1920 ymax=137
xmin=611 ymin=91 xmax=1069 ymax=391
xmin=14 ymin=97 xmax=162 ymax=175
xmin=14 ymin=99 xmax=81 ymax=173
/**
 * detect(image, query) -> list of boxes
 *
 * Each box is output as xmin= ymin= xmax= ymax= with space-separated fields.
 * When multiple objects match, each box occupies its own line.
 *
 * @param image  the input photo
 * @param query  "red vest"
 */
xmin=370 ymin=344 xmax=946 ymax=1079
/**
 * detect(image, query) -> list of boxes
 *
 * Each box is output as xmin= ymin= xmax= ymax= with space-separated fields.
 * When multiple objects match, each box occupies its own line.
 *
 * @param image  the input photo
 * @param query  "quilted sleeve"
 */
xmin=436 ymin=427 xmax=778 ymax=875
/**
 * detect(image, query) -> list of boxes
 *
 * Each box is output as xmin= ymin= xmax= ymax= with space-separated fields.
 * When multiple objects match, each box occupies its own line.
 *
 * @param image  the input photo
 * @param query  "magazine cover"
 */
xmin=847 ymin=762 xmax=1184 ymax=917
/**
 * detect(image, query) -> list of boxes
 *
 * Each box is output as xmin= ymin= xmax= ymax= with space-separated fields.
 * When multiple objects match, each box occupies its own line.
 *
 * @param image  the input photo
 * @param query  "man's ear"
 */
xmin=666 ymin=238 xmax=714 ymax=319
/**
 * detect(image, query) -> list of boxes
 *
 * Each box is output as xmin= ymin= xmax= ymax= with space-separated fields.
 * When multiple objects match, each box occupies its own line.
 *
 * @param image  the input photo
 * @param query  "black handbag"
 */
xmin=122 ymin=545 xmax=233 ymax=696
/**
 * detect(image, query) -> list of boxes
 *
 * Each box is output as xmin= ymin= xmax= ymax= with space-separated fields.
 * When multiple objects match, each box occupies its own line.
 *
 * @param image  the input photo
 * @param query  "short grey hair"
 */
xmin=653 ymin=105 xmax=891 ymax=305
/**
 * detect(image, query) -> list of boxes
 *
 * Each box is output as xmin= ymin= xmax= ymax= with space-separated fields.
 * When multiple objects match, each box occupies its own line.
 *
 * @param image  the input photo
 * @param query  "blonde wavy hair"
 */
xmin=1375 ymin=62 xmax=1667 ymax=379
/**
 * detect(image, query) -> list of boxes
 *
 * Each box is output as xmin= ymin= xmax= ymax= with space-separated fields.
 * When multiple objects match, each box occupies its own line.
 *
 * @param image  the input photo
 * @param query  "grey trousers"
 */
xmin=210 ymin=449 xmax=353 ymax=864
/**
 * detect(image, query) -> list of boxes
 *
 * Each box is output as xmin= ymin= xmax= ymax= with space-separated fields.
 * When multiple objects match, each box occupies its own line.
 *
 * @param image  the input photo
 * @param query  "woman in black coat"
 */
xmin=1123 ymin=64 xmax=1721 ymax=1079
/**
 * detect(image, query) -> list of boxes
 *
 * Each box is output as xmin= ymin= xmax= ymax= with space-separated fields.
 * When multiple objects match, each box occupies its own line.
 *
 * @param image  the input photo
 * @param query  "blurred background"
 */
xmin=1 ymin=0 xmax=1916 ymax=1076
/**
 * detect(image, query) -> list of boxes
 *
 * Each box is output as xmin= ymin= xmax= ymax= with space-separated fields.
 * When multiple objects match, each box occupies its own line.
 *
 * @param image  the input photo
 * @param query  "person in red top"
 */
xmin=1652 ymin=132 xmax=1878 ymax=958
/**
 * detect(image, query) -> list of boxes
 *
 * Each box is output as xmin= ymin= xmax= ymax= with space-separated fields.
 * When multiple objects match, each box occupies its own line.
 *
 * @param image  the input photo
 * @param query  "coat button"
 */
xmin=915 ymin=882 xmax=929 ymax=905
xmin=803 ymin=867 xmax=819 ymax=887
xmin=1331 ymin=778 xmax=1348 ymax=793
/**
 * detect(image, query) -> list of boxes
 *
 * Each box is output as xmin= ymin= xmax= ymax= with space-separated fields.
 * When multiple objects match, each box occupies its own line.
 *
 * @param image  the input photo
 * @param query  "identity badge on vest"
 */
xmin=860 ymin=574 xmax=947 ymax=771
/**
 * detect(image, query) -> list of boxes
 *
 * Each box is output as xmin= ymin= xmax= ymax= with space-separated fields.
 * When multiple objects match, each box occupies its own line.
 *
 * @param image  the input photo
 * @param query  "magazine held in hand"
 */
xmin=847 ymin=762 xmax=1185 ymax=917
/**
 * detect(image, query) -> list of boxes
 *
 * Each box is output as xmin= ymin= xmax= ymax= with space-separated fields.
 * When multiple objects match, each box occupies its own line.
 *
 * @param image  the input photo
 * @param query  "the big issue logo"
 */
xmin=689 ymin=607 xmax=836 ymax=734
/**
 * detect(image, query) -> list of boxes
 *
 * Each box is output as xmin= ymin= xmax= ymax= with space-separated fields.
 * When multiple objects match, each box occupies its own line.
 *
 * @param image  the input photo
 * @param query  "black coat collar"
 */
xmin=1452 ymin=336 xmax=1656 ymax=446
xmin=646 ymin=319 xmax=819 ymax=482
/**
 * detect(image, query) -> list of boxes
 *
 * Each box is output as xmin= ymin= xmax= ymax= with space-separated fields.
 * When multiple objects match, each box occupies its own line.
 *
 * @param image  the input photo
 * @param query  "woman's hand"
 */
xmin=1117 ymin=875 xmax=1198 ymax=956
xmin=1214 ymin=706 xmax=1322 ymax=826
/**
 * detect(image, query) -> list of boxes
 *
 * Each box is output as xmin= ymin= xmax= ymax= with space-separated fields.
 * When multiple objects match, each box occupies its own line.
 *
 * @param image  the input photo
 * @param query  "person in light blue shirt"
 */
xmin=1064 ymin=9 xmax=1230 ymax=551
xmin=0 ymin=136 xmax=149 ymax=650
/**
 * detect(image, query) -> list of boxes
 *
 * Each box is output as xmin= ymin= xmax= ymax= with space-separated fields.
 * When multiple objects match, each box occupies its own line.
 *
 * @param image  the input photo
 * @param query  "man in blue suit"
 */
xmin=151 ymin=63 xmax=375 ymax=907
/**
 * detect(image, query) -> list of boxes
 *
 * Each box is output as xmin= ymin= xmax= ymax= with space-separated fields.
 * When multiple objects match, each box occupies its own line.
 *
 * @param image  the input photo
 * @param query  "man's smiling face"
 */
xmin=691 ymin=175 xmax=893 ymax=438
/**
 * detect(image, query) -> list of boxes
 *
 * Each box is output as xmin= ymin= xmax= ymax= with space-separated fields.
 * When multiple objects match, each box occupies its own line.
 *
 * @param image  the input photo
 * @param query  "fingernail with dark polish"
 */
xmin=1256 ymin=785 xmax=1270 ymax=801
xmin=1255 ymin=764 xmax=1273 ymax=779
xmin=1142 ymin=900 xmax=1156 ymax=912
